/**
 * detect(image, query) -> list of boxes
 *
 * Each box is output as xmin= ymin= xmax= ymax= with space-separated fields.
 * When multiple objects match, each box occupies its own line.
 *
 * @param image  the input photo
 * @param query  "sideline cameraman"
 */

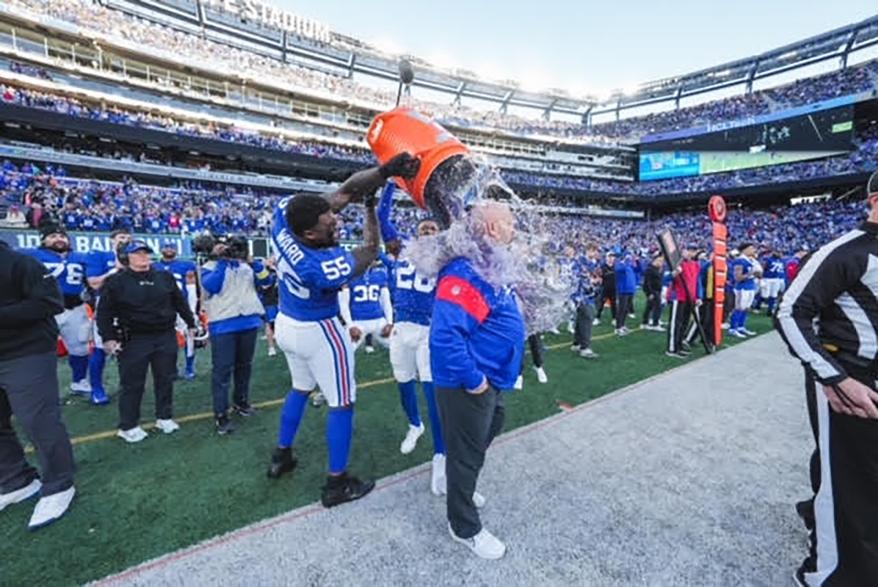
xmin=96 ymin=241 xmax=195 ymax=443
xmin=200 ymin=235 xmax=274 ymax=435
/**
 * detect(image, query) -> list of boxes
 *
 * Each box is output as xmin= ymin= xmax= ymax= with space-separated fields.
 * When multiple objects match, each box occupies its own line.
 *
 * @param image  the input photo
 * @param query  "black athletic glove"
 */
xmin=379 ymin=152 xmax=420 ymax=180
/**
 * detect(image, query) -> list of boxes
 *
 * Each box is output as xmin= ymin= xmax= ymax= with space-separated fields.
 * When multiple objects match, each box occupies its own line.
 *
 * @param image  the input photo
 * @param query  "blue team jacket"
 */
xmin=615 ymin=259 xmax=637 ymax=295
xmin=429 ymin=257 xmax=525 ymax=392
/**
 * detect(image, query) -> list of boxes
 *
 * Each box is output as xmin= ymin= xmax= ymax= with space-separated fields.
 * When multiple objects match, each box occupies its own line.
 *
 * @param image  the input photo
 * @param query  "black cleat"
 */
xmin=320 ymin=473 xmax=375 ymax=508
xmin=215 ymin=414 xmax=235 ymax=435
xmin=232 ymin=403 xmax=256 ymax=417
xmin=796 ymin=498 xmax=815 ymax=531
xmin=267 ymin=447 xmax=298 ymax=479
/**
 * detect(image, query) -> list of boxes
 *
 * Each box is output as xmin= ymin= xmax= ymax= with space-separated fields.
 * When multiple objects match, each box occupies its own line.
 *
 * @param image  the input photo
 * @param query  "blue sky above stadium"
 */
xmin=284 ymin=0 xmax=877 ymax=97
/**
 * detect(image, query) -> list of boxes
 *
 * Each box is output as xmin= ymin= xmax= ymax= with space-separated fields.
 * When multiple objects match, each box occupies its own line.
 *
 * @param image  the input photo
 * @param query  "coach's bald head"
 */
xmin=471 ymin=201 xmax=516 ymax=245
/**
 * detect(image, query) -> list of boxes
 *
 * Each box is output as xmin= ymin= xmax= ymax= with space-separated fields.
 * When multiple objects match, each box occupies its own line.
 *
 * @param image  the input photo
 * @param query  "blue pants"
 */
xmin=210 ymin=328 xmax=257 ymax=417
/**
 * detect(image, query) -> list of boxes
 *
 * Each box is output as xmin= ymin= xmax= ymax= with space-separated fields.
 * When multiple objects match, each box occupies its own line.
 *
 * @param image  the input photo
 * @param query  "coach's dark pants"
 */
xmin=642 ymin=293 xmax=662 ymax=326
xmin=0 ymin=352 xmax=75 ymax=496
xmin=574 ymin=302 xmax=595 ymax=349
xmin=437 ymin=386 xmax=505 ymax=539
xmin=615 ymin=294 xmax=633 ymax=329
xmin=799 ymin=366 xmax=878 ymax=585
xmin=210 ymin=328 xmax=257 ymax=417
xmin=118 ymin=332 xmax=177 ymax=431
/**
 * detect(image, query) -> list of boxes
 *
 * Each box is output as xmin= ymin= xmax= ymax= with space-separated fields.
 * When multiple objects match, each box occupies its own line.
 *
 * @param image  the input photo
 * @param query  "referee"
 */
xmin=776 ymin=170 xmax=878 ymax=586
xmin=97 ymin=240 xmax=196 ymax=443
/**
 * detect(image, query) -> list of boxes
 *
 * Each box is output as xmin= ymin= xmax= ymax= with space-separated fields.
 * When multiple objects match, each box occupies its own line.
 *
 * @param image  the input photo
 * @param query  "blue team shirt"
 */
xmin=382 ymin=255 xmax=435 ymax=326
xmin=762 ymin=256 xmax=785 ymax=279
xmin=272 ymin=197 xmax=357 ymax=321
xmin=732 ymin=257 xmax=758 ymax=291
xmin=20 ymin=248 xmax=88 ymax=297
xmin=155 ymin=259 xmax=196 ymax=291
xmin=348 ymin=267 xmax=389 ymax=321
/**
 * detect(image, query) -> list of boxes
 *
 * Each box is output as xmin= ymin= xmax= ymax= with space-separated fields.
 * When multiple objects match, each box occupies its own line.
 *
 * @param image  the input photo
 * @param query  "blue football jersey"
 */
xmin=732 ymin=257 xmax=758 ymax=291
xmin=384 ymin=256 xmax=435 ymax=326
xmin=348 ymin=267 xmax=388 ymax=321
xmin=272 ymin=197 xmax=358 ymax=321
xmin=20 ymin=248 xmax=88 ymax=297
xmin=763 ymin=256 xmax=785 ymax=279
xmin=155 ymin=259 xmax=196 ymax=291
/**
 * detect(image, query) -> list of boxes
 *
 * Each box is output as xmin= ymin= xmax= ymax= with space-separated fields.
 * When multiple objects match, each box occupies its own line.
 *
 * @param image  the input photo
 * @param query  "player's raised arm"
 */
xmin=325 ymin=153 xmax=420 ymax=212
xmin=350 ymin=198 xmax=380 ymax=278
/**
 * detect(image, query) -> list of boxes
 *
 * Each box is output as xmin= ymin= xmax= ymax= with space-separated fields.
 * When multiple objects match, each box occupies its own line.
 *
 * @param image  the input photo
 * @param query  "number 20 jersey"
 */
xmin=383 ymin=255 xmax=435 ymax=326
xmin=272 ymin=197 xmax=357 ymax=321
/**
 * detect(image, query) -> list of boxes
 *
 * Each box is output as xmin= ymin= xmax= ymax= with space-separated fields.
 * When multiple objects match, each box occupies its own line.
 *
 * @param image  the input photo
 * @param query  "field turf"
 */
xmin=1 ymin=305 xmax=774 ymax=585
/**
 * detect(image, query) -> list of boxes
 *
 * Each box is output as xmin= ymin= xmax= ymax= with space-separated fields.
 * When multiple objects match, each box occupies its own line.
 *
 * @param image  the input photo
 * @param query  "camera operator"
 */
xmin=96 ymin=241 xmax=196 ymax=443
xmin=199 ymin=235 xmax=274 ymax=435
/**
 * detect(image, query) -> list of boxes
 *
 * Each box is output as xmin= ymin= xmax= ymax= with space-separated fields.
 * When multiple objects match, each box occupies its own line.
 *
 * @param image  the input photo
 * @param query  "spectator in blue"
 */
xmin=429 ymin=201 xmax=525 ymax=560
xmin=614 ymin=251 xmax=637 ymax=336
xmin=201 ymin=239 xmax=274 ymax=434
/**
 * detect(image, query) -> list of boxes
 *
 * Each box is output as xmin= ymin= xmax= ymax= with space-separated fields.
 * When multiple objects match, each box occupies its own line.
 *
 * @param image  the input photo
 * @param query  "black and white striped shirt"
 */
xmin=777 ymin=221 xmax=878 ymax=384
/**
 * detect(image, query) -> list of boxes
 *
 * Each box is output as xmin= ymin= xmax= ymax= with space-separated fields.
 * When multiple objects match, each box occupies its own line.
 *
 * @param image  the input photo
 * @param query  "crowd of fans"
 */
xmin=4 ymin=82 xmax=877 ymax=199
xmin=6 ymin=0 xmax=878 ymax=143
xmin=0 ymin=159 xmax=867 ymax=258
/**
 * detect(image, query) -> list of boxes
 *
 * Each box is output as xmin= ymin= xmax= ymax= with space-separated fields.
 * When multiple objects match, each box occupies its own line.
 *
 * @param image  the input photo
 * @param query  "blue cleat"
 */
xmin=90 ymin=388 xmax=110 ymax=406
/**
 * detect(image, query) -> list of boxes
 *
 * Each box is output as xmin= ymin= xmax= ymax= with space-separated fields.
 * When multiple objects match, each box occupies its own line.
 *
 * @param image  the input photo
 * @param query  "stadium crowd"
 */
xmin=4 ymin=0 xmax=877 ymax=143
xmin=0 ymin=158 xmax=866 ymax=256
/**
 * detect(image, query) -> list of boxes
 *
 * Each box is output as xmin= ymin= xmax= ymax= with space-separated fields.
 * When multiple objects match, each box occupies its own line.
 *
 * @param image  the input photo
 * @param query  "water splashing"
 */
xmin=405 ymin=154 xmax=575 ymax=334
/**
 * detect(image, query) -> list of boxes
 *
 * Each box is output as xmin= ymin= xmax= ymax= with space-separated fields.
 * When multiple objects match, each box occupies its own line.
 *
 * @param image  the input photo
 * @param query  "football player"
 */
xmin=20 ymin=223 xmax=96 ymax=401
xmin=155 ymin=238 xmax=198 ymax=379
xmin=266 ymin=153 xmax=419 ymax=508
xmin=338 ymin=262 xmax=393 ymax=353
xmin=759 ymin=248 xmax=786 ymax=315
xmin=85 ymin=228 xmax=132 ymax=403
xmin=728 ymin=242 xmax=760 ymax=338
xmin=377 ymin=182 xmax=447 ymax=495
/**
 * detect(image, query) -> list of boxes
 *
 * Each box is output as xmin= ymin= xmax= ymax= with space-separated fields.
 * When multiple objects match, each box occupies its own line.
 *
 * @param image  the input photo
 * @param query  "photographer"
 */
xmin=96 ymin=241 xmax=195 ymax=443
xmin=199 ymin=235 xmax=274 ymax=435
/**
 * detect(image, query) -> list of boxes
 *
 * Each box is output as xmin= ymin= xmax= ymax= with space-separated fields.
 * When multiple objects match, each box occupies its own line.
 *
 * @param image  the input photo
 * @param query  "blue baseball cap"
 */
xmin=160 ymin=238 xmax=177 ymax=249
xmin=125 ymin=240 xmax=154 ymax=254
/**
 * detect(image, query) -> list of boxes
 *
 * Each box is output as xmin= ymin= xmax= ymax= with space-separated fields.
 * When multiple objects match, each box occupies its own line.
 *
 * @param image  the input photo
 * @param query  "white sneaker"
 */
xmin=549 ymin=327 xmax=561 ymax=335
xmin=117 ymin=426 xmax=148 ymax=443
xmin=514 ymin=375 xmax=523 ymax=390
xmin=579 ymin=348 xmax=599 ymax=359
xmin=569 ymin=344 xmax=580 ymax=352
xmin=400 ymin=423 xmax=425 ymax=455
xmin=267 ymin=347 xmax=277 ymax=357
xmin=728 ymin=329 xmax=746 ymax=339
xmin=448 ymin=523 xmax=506 ymax=560
xmin=566 ymin=321 xmax=574 ymax=333
xmin=0 ymin=479 xmax=41 ymax=511
xmin=592 ymin=318 xmax=600 ymax=326
xmin=741 ymin=328 xmax=757 ymax=336
xmin=431 ymin=454 xmax=446 ymax=496
xmin=69 ymin=379 xmax=91 ymax=394
xmin=472 ymin=491 xmax=487 ymax=509
xmin=534 ymin=366 xmax=548 ymax=384
xmin=28 ymin=486 xmax=75 ymax=530
xmin=721 ymin=322 xmax=730 ymax=330
xmin=365 ymin=345 xmax=375 ymax=354
xmin=155 ymin=419 xmax=180 ymax=434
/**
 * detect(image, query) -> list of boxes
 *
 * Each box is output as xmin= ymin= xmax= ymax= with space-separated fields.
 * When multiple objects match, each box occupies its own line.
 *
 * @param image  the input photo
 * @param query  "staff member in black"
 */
xmin=97 ymin=240 xmax=195 ymax=443
xmin=776 ymin=170 xmax=878 ymax=586
xmin=0 ymin=238 xmax=76 ymax=530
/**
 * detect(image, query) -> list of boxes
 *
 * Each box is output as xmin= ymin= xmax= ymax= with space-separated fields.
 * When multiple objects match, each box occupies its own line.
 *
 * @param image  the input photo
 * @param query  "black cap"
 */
xmin=868 ymin=170 xmax=878 ymax=198
xmin=39 ymin=222 xmax=66 ymax=240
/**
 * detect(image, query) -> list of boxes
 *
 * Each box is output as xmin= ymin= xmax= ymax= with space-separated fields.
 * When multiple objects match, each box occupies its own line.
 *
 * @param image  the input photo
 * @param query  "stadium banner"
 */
xmin=0 ymin=228 xmax=273 ymax=259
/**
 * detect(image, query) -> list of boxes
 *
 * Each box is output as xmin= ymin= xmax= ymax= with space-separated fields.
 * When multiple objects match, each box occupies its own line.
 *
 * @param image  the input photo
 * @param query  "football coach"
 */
xmin=430 ymin=201 xmax=525 ymax=560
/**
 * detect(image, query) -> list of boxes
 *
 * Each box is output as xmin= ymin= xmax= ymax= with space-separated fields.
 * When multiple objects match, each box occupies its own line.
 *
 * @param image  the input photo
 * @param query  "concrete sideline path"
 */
xmin=98 ymin=333 xmax=811 ymax=586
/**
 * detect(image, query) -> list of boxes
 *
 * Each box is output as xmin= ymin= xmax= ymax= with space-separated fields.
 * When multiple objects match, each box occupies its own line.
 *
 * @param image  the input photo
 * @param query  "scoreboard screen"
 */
xmin=639 ymin=105 xmax=854 ymax=181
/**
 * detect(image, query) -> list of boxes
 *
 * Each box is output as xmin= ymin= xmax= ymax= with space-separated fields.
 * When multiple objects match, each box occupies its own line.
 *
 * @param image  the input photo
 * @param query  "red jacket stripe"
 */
xmin=436 ymin=276 xmax=490 ymax=323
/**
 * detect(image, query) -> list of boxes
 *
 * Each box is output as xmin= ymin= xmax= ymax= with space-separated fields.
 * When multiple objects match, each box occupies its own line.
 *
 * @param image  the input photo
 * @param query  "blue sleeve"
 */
xmin=377 ymin=181 xmax=400 ymax=243
xmin=379 ymin=252 xmax=396 ymax=270
xmin=86 ymin=252 xmax=108 ymax=277
xmin=201 ymin=261 xmax=228 ymax=295
xmin=251 ymin=259 xmax=273 ymax=287
xmin=431 ymin=276 xmax=488 ymax=392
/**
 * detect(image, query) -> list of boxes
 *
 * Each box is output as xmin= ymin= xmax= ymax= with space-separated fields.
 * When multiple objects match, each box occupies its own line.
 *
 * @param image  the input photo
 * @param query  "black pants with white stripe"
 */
xmin=801 ymin=367 xmax=878 ymax=586
xmin=666 ymin=300 xmax=691 ymax=353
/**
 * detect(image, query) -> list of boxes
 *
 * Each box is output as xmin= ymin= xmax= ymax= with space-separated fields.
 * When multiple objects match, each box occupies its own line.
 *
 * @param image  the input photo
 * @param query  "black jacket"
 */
xmin=0 ymin=240 xmax=63 ymax=360
xmin=97 ymin=266 xmax=195 ymax=341
xmin=642 ymin=265 xmax=663 ymax=296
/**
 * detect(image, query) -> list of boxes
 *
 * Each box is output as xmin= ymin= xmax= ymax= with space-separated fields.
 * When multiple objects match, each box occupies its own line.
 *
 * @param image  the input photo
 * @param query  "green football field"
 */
xmin=1 ymin=304 xmax=775 ymax=586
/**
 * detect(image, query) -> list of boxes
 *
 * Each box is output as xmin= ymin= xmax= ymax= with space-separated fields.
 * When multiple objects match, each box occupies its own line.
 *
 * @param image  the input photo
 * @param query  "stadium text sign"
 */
xmin=202 ymin=0 xmax=317 ymax=34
